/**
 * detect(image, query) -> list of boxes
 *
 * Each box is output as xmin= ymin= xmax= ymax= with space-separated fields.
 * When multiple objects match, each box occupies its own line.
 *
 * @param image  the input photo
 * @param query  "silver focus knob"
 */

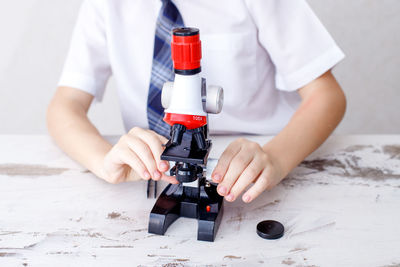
xmin=161 ymin=82 xmax=174 ymax=109
xmin=206 ymin=85 xmax=224 ymax=114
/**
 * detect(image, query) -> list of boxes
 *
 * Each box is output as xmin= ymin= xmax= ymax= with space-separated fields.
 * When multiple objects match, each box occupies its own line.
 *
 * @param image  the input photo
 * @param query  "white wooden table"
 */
xmin=0 ymin=135 xmax=399 ymax=267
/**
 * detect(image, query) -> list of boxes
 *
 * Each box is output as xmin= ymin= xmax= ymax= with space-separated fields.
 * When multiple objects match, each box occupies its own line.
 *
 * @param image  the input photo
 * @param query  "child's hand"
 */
xmin=211 ymin=138 xmax=283 ymax=203
xmin=102 ymin=127 xmax=178 ymax=184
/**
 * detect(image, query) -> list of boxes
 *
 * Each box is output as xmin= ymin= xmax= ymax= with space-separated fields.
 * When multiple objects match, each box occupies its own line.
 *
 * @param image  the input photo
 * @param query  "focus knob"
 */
xmin=206 ymin=85 xmax=224 ymax=114
xmin=161 ymin=82 xmax=174 ymax=109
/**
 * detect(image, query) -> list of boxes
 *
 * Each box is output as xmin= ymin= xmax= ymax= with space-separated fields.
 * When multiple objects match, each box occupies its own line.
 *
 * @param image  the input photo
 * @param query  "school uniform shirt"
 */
xmin=59 ymin=0 xmax=345 ymax=135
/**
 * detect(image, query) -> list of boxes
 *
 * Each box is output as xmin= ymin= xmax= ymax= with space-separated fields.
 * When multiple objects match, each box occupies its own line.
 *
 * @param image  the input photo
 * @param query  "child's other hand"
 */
xmin=102 ymin=127 xmax=178 ymax=184
xmin=211 ymin=138 xmax=283 ymax=203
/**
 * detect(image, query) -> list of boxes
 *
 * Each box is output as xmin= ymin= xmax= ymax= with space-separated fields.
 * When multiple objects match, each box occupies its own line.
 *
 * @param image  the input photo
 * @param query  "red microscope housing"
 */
xmin=163 ymin=28 xmax=207 ymax=130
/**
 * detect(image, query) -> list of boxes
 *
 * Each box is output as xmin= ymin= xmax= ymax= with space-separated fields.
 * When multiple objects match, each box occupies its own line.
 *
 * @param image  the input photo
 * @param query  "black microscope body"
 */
xmin=148 ymin=125 xmax=224 ymax=242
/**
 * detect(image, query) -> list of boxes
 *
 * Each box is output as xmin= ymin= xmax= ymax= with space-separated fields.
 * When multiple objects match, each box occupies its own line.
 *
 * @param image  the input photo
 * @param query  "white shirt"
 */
xmin=59 ymin=0 xmax=345 ymax=135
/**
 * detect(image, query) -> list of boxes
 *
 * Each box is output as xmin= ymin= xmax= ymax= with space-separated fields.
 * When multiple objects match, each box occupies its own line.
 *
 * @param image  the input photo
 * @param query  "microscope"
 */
xmin=148 ymin=27 xmax=224 ymax=242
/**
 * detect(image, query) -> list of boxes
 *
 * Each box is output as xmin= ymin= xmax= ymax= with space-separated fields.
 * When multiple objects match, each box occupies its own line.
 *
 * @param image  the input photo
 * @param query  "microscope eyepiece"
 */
xmin=171 ymin=27 xmax=202 ymax=75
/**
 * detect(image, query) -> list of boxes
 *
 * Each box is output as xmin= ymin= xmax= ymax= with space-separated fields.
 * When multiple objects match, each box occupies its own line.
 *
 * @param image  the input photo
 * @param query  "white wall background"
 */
xmin=0 ymin=0 xmax=399 ymax=135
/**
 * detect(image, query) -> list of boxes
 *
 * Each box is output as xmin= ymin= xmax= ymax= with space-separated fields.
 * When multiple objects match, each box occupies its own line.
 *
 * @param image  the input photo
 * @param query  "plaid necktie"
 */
xmin=147 ymin=0 xmax=185 ymax=138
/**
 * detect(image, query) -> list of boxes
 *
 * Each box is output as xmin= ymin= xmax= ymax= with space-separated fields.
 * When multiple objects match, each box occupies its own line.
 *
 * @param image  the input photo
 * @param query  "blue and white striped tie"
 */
xmin=147 ymin=0 xmax=184 ymax=137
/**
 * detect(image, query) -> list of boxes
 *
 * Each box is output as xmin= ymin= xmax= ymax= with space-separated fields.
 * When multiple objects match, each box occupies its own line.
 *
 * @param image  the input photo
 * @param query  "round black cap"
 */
xmin=173 ymin=27 xmax=199 ymax=36
xmin=256 ymin=220 xmax=284 ymax=240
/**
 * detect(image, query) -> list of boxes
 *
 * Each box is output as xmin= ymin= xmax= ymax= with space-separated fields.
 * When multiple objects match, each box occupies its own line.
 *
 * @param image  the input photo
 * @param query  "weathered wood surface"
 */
xmin=0 ymin=135 xmax=399 ymax=267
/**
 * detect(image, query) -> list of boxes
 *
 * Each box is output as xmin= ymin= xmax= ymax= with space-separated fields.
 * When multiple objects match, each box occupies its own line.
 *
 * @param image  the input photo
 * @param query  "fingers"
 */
xmin=132 ymin=129 xmax=170 ymax=173
xmin=155 ymin=133 xmax=169 ymax=145
xmin=226 ymin=154 xmax=265 ymax=202
xmin=242 ymin=168 xmax=272 ymax=203
xmin=152 ymin=132 xmax=170 ymax=171
xmin=209 ymin=138 xmax=275 ymax=203
xmin=126 ymin=128 xmax=170 ymax=180
xmin=161 ymin=173 xmax=179 ymax=184
xmin=211 ymin=139 xmax=242 ymax=183
xmin=124 ymin=134 xmax=160 ymax=180
xmin=217 ymin=150 xmax=253 ymax=197
xmin=104 ymin=127 xmax=174 ymax=184
xmin=116 ymin=146 xmax=149 ymax=181
xmin=125 ymin=169 xmax=142 ymax=182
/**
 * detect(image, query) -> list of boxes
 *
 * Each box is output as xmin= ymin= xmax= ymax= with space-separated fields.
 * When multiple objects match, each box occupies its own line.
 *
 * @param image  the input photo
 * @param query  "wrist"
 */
xmin=262 ymin=144 xmax=289 ymax=180
xmin=88 ymin=144 xmax=113 ymax=181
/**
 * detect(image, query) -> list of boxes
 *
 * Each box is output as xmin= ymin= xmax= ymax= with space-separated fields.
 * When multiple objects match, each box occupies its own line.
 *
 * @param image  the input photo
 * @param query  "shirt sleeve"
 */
xmin=58 ymin=0 xmax=111 ymax=101
xmin=244 ymin=0 xmax=345 ymax=91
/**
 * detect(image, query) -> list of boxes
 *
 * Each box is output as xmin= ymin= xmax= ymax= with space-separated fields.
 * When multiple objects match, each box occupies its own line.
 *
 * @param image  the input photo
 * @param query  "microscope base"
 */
xmin=148 ymin=180 xmax=224 ymax=242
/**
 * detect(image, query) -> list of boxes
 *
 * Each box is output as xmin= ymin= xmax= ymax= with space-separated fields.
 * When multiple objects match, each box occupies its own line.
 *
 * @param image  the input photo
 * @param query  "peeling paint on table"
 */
xmin=0 ymin=135 xmax=399 ymax=266
xmin=0 ymin=164 xmax=69 ymax=177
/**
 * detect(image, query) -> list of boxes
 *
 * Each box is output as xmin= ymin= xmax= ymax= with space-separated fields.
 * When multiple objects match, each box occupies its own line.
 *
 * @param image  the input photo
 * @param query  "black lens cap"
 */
xmin=257 ymin=220 xmax=284 ymax=240
xmin=172 ymin=27 xmax=199 ymax=36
